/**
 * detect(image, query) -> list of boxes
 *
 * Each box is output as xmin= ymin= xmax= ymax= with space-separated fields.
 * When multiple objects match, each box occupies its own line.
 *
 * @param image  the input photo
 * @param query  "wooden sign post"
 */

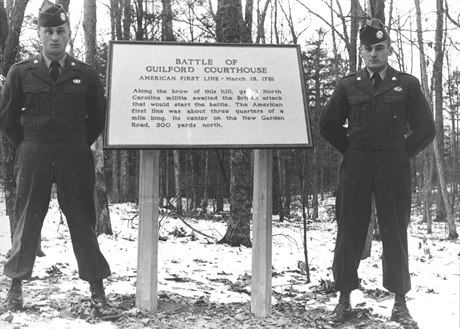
xmin=136 ymin=150 xmax=160 ymax=311
xmin=251 ymin=149 xmax=273 ymax=316
xmin=105 ymin=42 xmax=312 ymax=315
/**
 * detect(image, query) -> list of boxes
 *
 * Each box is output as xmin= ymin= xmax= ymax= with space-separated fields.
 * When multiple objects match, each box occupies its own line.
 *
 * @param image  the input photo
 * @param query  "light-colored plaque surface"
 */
xmin=105 ymin=42 xmax=312 ymax=148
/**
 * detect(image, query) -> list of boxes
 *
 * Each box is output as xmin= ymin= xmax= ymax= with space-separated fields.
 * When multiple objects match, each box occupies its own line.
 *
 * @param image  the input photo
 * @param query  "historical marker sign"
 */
xmin=105 ymin=42 xmax=312 ymax=149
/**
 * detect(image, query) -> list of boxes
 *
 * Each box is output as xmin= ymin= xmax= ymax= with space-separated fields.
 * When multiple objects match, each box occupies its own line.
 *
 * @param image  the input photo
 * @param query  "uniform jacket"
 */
xmin=319 ymin=66 xmax=435 ymax=158
xmin=0 ymin=54 xmax=105 ymax=147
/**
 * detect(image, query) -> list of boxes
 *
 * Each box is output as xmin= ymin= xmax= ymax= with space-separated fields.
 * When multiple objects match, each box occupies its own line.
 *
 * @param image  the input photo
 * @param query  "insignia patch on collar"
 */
xmin=394 ymin=86 xmax=403 ymax=92
xmin=73 ymin=79 xmax=81 ymax=84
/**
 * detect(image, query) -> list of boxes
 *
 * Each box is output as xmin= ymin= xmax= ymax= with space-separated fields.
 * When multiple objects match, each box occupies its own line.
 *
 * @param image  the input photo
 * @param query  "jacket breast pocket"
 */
xmin=347 ymin=96 xmax=370 ymax=127
xmin=64 ymin=84 xmax=88 ymax=120
xmin=383 ymin=95 xmax=406 ymax=127
xmin=23 ymin=83 xmax=50 ymax=115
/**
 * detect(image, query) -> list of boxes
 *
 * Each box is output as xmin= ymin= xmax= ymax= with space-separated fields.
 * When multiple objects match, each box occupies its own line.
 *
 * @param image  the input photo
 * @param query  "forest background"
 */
xmin=0 ymin=0 xmax=459 ymax=271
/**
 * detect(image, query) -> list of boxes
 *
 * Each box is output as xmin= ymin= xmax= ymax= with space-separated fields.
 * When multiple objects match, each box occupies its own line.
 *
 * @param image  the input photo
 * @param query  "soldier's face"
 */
xmin=360 ymin=41 xmax=393 ymax=72
xmin=38 ymin=24 xmax=70 ymax=60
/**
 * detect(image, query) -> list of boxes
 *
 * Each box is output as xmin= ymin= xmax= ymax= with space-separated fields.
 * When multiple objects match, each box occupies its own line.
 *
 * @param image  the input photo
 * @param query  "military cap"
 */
xmin=38 ymin=0 xmax=68 ymax=27
xmin=359 ymin=18 xmax=390 ymax=45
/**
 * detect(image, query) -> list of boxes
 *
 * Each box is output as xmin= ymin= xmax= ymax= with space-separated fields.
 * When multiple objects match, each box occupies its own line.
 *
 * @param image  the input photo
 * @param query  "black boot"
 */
xmin=328 ymin=290 xmax=352 ymax=323
xmin=391 ymin=294 xmax=419 ymax=329
xmin=0 ymin=279 xmax=23 ymax=314
xmin=89 ymin=280 xmax=121 ymax=321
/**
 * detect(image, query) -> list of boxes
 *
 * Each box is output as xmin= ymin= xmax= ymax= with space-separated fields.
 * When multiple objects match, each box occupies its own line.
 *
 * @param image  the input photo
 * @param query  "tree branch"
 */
xmin=445 ymin=1 xmax=460 ymax=28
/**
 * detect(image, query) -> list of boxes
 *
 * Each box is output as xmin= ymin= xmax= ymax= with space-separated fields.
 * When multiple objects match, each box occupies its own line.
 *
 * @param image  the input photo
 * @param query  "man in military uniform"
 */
xmin=320 ymin=19 xmax=435 ymax=328
xmin=0 ymin=1 xmax=119 ymax=320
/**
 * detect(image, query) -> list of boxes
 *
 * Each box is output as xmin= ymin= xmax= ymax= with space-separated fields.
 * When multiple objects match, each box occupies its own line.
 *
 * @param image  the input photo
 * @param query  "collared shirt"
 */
xmin=42 ymin=52 xmax=67 ymax=74
xmin=366 ymin=65 xmax=388 ymax=81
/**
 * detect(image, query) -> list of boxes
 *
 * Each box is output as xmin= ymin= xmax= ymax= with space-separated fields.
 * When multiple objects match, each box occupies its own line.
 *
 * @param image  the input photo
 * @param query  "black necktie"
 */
xmin=372 ymin=73 xmax=382 ymax=90
xmin=50 ymin=61 xmax=60 ymax=81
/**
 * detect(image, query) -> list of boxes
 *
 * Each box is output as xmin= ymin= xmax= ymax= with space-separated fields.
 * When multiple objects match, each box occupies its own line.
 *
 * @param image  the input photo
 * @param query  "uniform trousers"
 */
xmin=3 ymin=141 xmax=111 ymax=282
xmin=333 ymin=148 xmax=412 ymax=295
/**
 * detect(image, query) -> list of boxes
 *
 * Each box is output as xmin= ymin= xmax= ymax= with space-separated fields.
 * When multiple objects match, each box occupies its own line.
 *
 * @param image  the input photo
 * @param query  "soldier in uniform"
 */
xmin=319 ymin=19 xmax=435 ymax=328
xmin=0 ymin=0 xmax=119 ymax=320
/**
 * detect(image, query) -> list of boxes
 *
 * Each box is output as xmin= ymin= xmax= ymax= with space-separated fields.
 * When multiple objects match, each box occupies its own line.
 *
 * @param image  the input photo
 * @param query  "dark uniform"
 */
xmin=320 ymin=65 xmax=435 ymax=294
xmin=0 ymin=1 xmax=119 ymax=319
xmin=0 ymin=53 xmax=110 ymax=282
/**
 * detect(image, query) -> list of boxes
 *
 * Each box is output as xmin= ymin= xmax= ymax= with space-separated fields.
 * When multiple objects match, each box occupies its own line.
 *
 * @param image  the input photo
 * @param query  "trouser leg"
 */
xmin=333 ymin=149 xmax=373 ymax=292
xmin=3 ymin=143 xmax=53 ymax=280
xmin=374 ymin=150 xmax=412 ymax=294
xmin=55 ymin=144 xmax=110 ymax=282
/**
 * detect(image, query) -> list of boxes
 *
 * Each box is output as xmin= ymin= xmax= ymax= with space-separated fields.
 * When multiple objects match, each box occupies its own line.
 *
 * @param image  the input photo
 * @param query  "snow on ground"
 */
xmin=0 ymin=197 xmax=459 ymax=329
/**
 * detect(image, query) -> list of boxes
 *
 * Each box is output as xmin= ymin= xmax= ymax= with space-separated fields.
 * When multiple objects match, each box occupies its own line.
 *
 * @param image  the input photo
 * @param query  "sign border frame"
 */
xmin=104 ymin=41 xmax=313 ymax=150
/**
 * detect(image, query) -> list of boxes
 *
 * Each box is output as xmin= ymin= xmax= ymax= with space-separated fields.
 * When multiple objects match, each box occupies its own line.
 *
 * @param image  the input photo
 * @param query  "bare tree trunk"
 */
xmin=122 ymin=0 xmax=131 ymax=39
xmin=362 ymin=196 xmax=377 ymax=259
xmin=1 ymin=0 xmax=29 ymax=247
xmin=2 ymin=0 xmax=28 ymax=71
xmin=445 ymin=54 xmax=459 ymax=211
xmin=432 ymin=0 xmax=457 ymax=239
xmin=84 ymin=0 xmax=112 ymax=235
xmin=202 ymin=150 xmax=209 ymax=214
xmin=217 ymin=0 xmax=253 ymax=247
xmin=0 ymin=6 xmax=7 ymax=60
xmin=276 ymin=150 xmax=285 ymax=222
xmin=282 ymin=152 xmax=292 ymax=217
xmin=367 ymin=0 xmax=385 ymax=21
xmin=119 ymin=150 xmax=130 ymax=201
xmin=422 ymin=152 xmax=434 ymax=233
xmin=109 ymin=0 xmax=123 ymax=40
xmin=134 ymin=0 xmax=144 ymax=40
xmin=329 ymin=0 xmax=338 ymax=76
xmin=414 ymin=0 xmax=457 ymax=239
xmin=216 ymin=150 xmax=225 ymax=212
xmin=414 ymin=0 xmax=434 ymax=232
xmin=161 ymin=0 xmax=175 ymax=41
xmin=109 ymin=0 xmax=131 ymax=204
xmin=297 ymin=149 xmax=310 ymax=282
xmin=110 ymin=151 xmax=120 ymax=202
xmin=160 ymin=0 xmax=181 ymax=215
xmin=272 ymin=0 xmax=279 ymax=44
xmin=173 ymin=150 xmax=182 ymax=214
xmin=190 ymin=151 xmax=200 ymax=211
xmin=349 ymin=0 xmax=361 ymax=72
xmin=432 ymin=139 xmax=457 ymax=238
xmin=108 ymin=0 xmax=119 ymax=205
xmin=255 ymin=0 xmax=270 ymax=44
xmin=219 ymin=148 xmax=252 ymax=247
xmin=165 ymin=150 xmax=170 ymax=206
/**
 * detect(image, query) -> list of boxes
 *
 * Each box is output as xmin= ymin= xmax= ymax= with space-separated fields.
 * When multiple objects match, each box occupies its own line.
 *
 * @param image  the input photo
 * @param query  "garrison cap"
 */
xmin=38 ymin=0 xmax=68 ymax=27
xmin=359 ymin=18 xmax=390 ymax=45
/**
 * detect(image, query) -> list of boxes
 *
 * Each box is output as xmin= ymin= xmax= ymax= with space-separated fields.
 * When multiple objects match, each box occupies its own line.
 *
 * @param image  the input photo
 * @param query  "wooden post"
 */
xmin=251 ymin=149 xmax=273 ymax=317
xmin=136 ymin=150 xmax=160 ymax=311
